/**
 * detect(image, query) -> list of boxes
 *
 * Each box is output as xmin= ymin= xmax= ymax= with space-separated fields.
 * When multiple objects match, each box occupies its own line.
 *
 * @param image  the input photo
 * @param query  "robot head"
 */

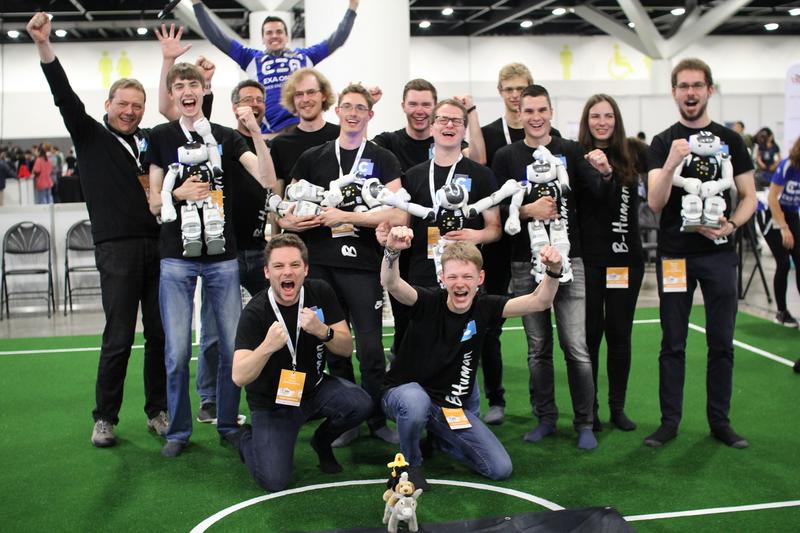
xmin=689 ymin=131 xmax=721 ymax=156
xmin=527 ymin=154 xmax=556 ymax=184
xmin=177 ymin=141 xmax=209 ymax=166
xmin=436 ymin=182 xmax=468 ymax=210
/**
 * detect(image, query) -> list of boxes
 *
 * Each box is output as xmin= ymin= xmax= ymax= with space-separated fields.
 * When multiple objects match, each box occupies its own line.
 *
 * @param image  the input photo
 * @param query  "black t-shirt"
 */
xmin=577 ymin=146 xmax=644 ymax=267
xmin=290 ymin=140 xmax=402 ymax=271
xmin=373 ymin=128 xmax=434 ymax=172
xmin=230 ymin=134 xmax=269 ymax=251
xmin=147 ymin=121 xmax=249 ymax=261
xmin=492 ymin=137 xmax=599 ymax=262
xmin=647 ymin=121 xmax=753 ymax=257
xmin=384 ymin=287 xmax=508 ymax=408
xmin=482 ymin=118 xmax=562 ymax=167
xmin=234 ymin=278 xmax=345 ymax=410
xmin=270 ymin=122 xmax=340 ymax=182
xmin=403 ymin=157 xmax=498 ymax=286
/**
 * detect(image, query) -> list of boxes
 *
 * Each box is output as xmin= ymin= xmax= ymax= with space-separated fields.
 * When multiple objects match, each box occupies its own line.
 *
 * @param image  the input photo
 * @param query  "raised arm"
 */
xmin=27 ymin=12 xmax=55 ymax=63
xmin=327 ymin=0 xmax=359 ymax=53
xmin=456 ymin=94 xmax=486 ymax=165
xmin=649 ymin=138 xmax=691 ymax=213
xmin=155 ymin=24 xmax=192 ymax=120
xmin=191 ymin=0 xmax=236 ymax=55
xmin=501 ymin=245 xmax=562 ymax=318
xmin=237 ymin=107 xmax=278 ymax=190
xmin=232 ymin=321 xmax=288 ymax=387
xmin=380 ymin=225 xmax=418 ymax=306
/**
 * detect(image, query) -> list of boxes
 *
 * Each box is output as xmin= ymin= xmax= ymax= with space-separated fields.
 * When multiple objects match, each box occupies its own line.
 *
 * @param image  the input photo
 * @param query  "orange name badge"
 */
xmin=427 ymin=226 xmax=441 ymax=259
xmin=209 ymin=190 xmax=224 ymax=217
xmin=275 ymin=369 xmax=306 ymax=406
xmin=606 ymin=266 xmax=629 ymax=289
xmin=138 ymin=174 xmax=150 ymax=198
xmin=442 ymin=407 xmax=472 ymax=430
xmin=331 ymin=223 xmax=356 ymax=238
xmin=662 ymin=258 xmax=687 ymax=293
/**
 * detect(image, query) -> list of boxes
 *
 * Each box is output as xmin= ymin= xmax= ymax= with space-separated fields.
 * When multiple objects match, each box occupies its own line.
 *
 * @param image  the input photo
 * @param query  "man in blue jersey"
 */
xmin=192 ymin=0 xmax=358 ymax=135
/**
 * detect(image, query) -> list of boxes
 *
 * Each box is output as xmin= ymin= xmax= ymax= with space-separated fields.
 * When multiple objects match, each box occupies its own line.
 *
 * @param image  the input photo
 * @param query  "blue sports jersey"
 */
xmin=772 ymin=158 xmax=800 ymax=209
xmin=229 ymin=41 xmax=329 ymax=133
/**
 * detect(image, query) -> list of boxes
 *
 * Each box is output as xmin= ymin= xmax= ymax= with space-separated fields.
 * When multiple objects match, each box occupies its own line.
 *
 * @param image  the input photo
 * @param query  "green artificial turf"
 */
xmin=0 ymin=307 xmax=797 ymax=532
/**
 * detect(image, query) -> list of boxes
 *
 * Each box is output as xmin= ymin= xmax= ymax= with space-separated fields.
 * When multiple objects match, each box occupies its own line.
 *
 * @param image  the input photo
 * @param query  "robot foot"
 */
xmin=183 ymin=239 xmax=202 ymax=257
xmin=205 ymin=235 xmax=226 ymax=255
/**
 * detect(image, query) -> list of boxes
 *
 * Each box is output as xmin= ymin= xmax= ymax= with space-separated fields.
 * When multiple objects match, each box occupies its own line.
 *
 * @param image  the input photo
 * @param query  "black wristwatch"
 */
xmin=544 ymin=268 xmax=562 ymax=279
xmin=322 ymin=327 xmax=334 ymax=342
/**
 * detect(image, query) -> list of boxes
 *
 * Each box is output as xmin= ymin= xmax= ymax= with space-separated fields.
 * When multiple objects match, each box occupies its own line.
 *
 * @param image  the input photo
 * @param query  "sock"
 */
xmin=577 ymin=428 xmax=598 ymax=450
xmin=311 ymin=433 xmax=343 ymax=474
xmin=523 ymin=424 xmax=556 ymax=443
xmin=643 ymin=424 xmax=678 ymax=447
xmin=611 ymin=411 xmax=637 ymax=431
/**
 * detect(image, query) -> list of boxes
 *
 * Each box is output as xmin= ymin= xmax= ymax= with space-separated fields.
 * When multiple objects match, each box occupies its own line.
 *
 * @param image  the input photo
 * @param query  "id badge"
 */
xmin=275 ymin=369 xmax=306 ymax=406
xmin=606 ymin=266 xmax=629 ymax=289
xmin=209 ymin=190 xmax=224 ymax=217
xmin=427 ymin=226 xmax=441 ymax=259
xmin=662 ymin=258 xmax=687 ymax=293
xmin=331 ymin=223 xmax=356 ymax=238
xmin=442 ymin=407 xmax=472 ymax=430
xmin=138 ymin=174 xmax=150 ymax=198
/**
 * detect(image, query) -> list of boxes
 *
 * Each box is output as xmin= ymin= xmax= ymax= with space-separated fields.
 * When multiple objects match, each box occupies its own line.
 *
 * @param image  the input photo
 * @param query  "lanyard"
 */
xmin=334 ymin=138 xmax=367 ymax=179
xmin=501 ymin=116 xmax=512 ymax=145
xmin=267 ymin=286 xmax=304 ymax=370
xmin=104 ymin=123 xmax=142 ymax=171
xmin=429 ymin=154 xmax=463 ymax=210
xmin=179 ymin=118 xmax=196 ymax=143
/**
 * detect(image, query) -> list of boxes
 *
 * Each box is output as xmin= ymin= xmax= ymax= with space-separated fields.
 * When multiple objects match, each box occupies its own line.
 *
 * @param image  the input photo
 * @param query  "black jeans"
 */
xmin=585 ymin=263 xmax=644 ymax=415
xmin=763 ymin=209 xmax=800 ymax=312
xmin=93 ymin=238 xmax=166 ymax=424
xmin=656 ymin=251 xmax=738 ymax=429
xmin=479 ymin=236 xmax=513 ymax=407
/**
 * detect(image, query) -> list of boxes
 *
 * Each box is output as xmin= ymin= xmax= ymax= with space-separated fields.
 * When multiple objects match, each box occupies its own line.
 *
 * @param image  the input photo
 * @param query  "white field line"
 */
xmin=624 ymin=499 xmax=800 ymax=521
xmin=687 ymin=323 xmax=794 ymax=367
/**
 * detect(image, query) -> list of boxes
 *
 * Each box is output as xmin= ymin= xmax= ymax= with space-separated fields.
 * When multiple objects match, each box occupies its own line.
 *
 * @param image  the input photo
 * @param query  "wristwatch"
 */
xmin=323 ymin=327 xmax=334 ymax=342
xmin=545 ymin=267 xmax=563 ymax=279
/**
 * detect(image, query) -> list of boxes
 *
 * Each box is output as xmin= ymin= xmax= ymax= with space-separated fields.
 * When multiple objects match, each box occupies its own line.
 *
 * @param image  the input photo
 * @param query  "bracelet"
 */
xmin=544 ymin=267 xmax=562 ymax=279
xmin=384 ymin=247 xmax=400 ymax=268
xmin=728 ymin=220 xmax=738 ymax=230
xmin=601 ymin=171 xmax=613 ymax=179
xmin=467 ymin=105 xmax=476 ymax=114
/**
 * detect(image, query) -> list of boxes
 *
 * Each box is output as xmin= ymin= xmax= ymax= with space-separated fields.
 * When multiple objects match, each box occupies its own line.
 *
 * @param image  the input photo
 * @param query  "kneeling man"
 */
xmin=233 ymin=233 xmax=371 ymax=492
xmin=380 ymin=225 xmax=562 ymax=489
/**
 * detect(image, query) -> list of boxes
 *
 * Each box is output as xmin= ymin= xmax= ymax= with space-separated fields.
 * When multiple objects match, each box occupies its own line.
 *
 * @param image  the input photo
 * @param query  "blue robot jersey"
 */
xmin=773 ymin=159 xmax=800 ymax=209
xmin=230 ymin=41 xmax=329 ymax=133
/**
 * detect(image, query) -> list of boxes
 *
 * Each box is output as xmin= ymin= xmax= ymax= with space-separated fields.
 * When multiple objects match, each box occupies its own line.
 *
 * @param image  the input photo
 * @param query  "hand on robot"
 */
xmin=584 ymin=148 xmax=613 ymax=178
xmin=155 ymin=23 xmax=191 ymax=60
xmin=443 ymin=228 xmax=481 ymax=244
xmin=319 ymin=207 xmax=351 ymax=228
xmin=697 ymin=215 xmax=735 ymax=242
xmin=278 ymin=203 xmax=322 ymax=232
xmin=236 ymin=106 xmax=261 ymax=137
xmin=195 ymin=55 xmax=215 ymax=86
xmin=174 ymin=175 xmax=210 ymax=202
xmin=521 ymin=195 xmax=558 ymax=221
xmin=375 ymin=221 xmax=391 ymax=247
xmin=26 ymin=12 xmax=51 ymax=43
xmin=699 ymin=180 xmax=722 ymax=198
xmin=262 ymin=321 xmax=289 ymax=355
xmin=538 ymin=245 xmax=563 ymax=274
xmin=386 ymin=226 xmax=414 ymax=251
xmin=666 ymin=139 xmax=691 ymax=173
xmin=299 ymin=307 xmax=328 ymax=339
xmin=679 ymin=177 xmax=703 ymax=196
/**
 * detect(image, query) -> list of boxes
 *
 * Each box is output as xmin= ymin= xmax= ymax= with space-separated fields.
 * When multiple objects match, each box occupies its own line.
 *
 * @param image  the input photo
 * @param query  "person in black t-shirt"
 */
xmin=278 ymin=84 xmax=405 ymax=447
xmin=233 ymin=234 xmax=371 ymax=492
xmin=492 ymin=85 xmax=604 ymax=450
xmin=645 ymin=58 xmax=756 ymax=449
xmin=381 ymin=226 xmax=562 ymax=489
xmin=577 ymin=94 xmax=646 ymax=433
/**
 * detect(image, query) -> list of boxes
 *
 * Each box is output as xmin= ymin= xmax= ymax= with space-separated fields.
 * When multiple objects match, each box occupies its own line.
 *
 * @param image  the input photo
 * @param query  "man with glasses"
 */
xmin=191 ymin=0 xmax=359 ymax=135
xmin=278 ymin=84 xmax=404 ymax=446
xmin=645 ymin=58 xmax=755 ymax=449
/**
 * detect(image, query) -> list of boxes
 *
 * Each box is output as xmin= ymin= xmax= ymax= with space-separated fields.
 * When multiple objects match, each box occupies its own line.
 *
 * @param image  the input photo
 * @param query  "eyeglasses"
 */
xmin=433 ymin=115 xmax=465 ymax=126
xmin=500 ymin=86 xmax=527 ymax=94
xmin=293 ymin=88 xmax=320 ymax=99
xmin=339 ymin=103 xmax=369 ymax=113
xmin=674 ymin=82 xmax=708 ymax=91
xmin=238 ymin=96 xmax=265 ymax=105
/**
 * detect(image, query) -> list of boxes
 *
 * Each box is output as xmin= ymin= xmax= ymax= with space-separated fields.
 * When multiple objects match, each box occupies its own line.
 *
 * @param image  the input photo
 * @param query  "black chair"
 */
xmin=1 ymin=222 xmax=56 ymax=319
xmin=63 ymin=219 xmax=101 ymax=315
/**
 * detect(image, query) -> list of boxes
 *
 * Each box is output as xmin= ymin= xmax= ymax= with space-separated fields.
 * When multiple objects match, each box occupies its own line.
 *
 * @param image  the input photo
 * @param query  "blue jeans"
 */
xmin=239 ymin=375 xmax=371 ymax=492
xmin=382 ymin=382 xmax=512 ymax=480
xmin=160 ymin=258 xmax=242 ymax=442
xmin=510 ymin=258 xmax=594 ymax=430
xmin=35 ymin=188 xmax=53 ymax=204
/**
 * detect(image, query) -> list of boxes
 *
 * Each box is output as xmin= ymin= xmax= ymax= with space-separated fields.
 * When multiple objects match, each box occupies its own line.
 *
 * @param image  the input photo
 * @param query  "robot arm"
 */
xmin=323 ymin=173 xmax=358 ymax=207
xmin=504 ymin=186 xmax=526 ymax=235
xmin=672 ymin=156 xmax=702 ymax=195
xmin=536 ymin=146 xmax=570 ymax=193
xmin=286 ymin=179 xmax=327 ymax=203
xmin=193 ymin=117 xmax=223 ymax=176
xmin=376 ymin=187 xmax=435 ymax=222
xmin=160 ymin=163 xmax=181 ymax=222
xmin=701 ymin=154 xmax=736 ymax=197
xmin=464 ymin=179 xmax=521 ymax=218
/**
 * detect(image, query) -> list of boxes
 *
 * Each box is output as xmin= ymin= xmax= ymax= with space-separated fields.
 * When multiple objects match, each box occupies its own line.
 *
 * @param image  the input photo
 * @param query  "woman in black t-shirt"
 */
xmin=577 ymin=94 xmax=645 ymax=432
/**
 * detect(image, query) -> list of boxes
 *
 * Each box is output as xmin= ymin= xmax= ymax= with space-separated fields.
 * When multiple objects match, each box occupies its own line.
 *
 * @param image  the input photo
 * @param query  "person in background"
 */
xmin=32 ymin=146 xmax=54 ymax=204
xmin=0 ymin=151 xmax=14 ymax=205
xmin=755 ymin=127 xmax=780 ymax=188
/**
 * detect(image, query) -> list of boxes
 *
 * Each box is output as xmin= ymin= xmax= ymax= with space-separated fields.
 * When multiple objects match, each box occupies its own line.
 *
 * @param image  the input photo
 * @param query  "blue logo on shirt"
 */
xmin=357 ymin=159 xmax=374 ymax=176
xmin=461 ymin=320 xmax=476 ymax=342
xmin=454 ymin=174 xmax=472 ymax=192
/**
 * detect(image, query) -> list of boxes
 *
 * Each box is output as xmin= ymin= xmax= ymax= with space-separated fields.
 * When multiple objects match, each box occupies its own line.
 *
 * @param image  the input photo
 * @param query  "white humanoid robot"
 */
xmin=378 ymin=178 xmax=521 ymax=284
xmin=160 ymin=134 xmax=225 ymax=257
xmin=672 ymin=130 xmax=735 ymax=231
xmin=506 ymin=145 xmax=572 ymax=284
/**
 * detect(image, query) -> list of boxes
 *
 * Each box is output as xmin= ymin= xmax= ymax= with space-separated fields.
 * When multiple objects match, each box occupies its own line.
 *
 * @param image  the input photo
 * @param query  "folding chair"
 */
xmin=1 ymin=222 xmax=56 ymax=319
xmin=64 ymin=219 xmax=101 ymax=315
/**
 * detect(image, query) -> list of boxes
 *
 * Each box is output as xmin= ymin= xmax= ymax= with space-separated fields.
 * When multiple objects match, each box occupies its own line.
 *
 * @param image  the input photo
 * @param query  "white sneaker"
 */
xmin=91 ymin=419 xmax=116 ymax=447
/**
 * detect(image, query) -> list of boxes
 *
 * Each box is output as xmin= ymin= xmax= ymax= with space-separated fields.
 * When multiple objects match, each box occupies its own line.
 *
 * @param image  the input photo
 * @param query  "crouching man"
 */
xmin=379 ymin=225 xmax=562 ymax=489
xmin=232 ymin=233 xmax=371 ymax=491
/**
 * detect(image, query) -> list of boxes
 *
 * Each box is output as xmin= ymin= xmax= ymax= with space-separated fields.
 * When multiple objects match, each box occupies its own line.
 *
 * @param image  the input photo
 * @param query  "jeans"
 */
xmin=93 ymin=238 xmax=165 ymax=424
xmin=239 ymin=375 xmax=371 ymax=492
xmin=196 ymin=249 xmax=267 ymax=405
xmin=160 ymin=258 xmax=242 ymax=442
xmin=382 ymin=382 xmax=512 ymax=480
xmin=510 ymin=258 xmax=594 ymax=430
xmin=35 ymin=188 xmax=53 ymax=204
xmin=656 ymin=251 xmax=738 ymax=429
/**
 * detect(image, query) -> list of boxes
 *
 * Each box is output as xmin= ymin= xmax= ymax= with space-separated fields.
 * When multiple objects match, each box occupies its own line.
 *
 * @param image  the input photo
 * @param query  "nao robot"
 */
xmin=377 ymin=177 xmax=521 ymax=284
xmin=160 ymin=119 xmax=225 ymax=257
xmin=672 ymin=131 xmax=735 ymax=232
xmin=505 ymin=145 xmax=572 ymax=283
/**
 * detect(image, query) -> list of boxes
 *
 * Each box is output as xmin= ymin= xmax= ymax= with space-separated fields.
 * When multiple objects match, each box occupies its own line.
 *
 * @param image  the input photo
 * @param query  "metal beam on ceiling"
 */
xmin=573 ymin=5 xmax=651 ymax=56
xmin=470 ymin=0 xmax=557 ymax=36
xmin=662 ymin=0 xmax=753 ymax=57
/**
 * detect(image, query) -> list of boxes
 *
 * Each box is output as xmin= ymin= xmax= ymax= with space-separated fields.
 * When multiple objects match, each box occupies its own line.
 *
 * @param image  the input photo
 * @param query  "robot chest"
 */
xmin=437 ymin=208 xmax=465 ymax=232
xmin=527 ymin=182 xmax=559 ymax=203
xmin=337 ymin=182 xmax=364 ymax=210
xmin=184 ymin=164 xmax=213 ymax=184
xmin=688 ymin=156 xmax=719 ymax=181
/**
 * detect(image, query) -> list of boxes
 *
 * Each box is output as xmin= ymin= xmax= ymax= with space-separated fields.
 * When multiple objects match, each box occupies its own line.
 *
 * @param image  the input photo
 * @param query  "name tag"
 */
xmin=427 ymin=226 xmax=441 ymax=259
xmin=209 ymin=190 xmax=224 ymax=217
xmin=662 ymin=259 xmax=687 ymax=293
xmin=606 ymin=266 xmax=629 ymax=289
xmin=331 ymin=223 xmax=356 ymax=238
xmin=275 ymin=369 xmax=306 ymax=406
xmin=442 ymin=407 xmax=472 ymax=430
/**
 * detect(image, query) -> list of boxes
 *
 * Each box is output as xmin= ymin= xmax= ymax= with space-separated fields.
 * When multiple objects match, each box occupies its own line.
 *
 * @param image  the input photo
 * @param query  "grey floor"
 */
xmin=0 ymin=239 xmax=796 ymax=340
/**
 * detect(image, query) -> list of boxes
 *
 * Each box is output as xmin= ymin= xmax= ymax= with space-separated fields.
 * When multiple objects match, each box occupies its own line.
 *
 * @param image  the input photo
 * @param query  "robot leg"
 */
xmin=680 ymin=194 xmax=703 ymax=232
xmin=431 ymin=238 xmax=452 ymax=289
xmin=702 ymin=195 xmax=727 ymax=229
xmin=527 ymin=220 xmax=550 ymax=284
xmin=180 ymin=203 xmax=203 ymax=257
xmin=549 ymin=219 xmax=573 ymax=284
xmin=203 ymin=199 xmax=226 ymax=255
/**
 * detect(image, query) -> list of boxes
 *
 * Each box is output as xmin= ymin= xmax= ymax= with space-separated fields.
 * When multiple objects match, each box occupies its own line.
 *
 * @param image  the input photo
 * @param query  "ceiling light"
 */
xmin=418 ymin=20 xmax=431 ymax=29
xmin=552 ymin=7 xmax=567 ymax=16
xmin=671 ymin=8 xmax=686 ymax=16
xmin=7 ymin=30 xmax=20 ymax=38
xmin=628 ymin=21 xmax=636 ymax=28
xmin=764 ymin=22 xmax=779 ymax=31
xmin=789 ymin=8 xmax=800 ymax=16
xmin=520 ymin=20 xmax=533 ymax=28
xmin=136 ymin=27 xmax=148 ymax=35
xmin=55 ymin=29 xmax=67 ymax=38
xmin=442 ymin=7 xmax=454 ymax=16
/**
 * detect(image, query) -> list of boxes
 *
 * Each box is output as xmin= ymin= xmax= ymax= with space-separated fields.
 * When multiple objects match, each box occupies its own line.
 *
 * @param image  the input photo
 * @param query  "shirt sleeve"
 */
xmin=379 ymin=149 xmax=402 ymax=184
xmin=40 ymin=58 xmax=97 ymax=144
xmin=290 ymin=149 xmax=312 ymax=182
xmin=235 ymin=300 xmax=268 ymax=351
xmin=316 ymin=281 xmax=346 ymax=325
xmin=408 ymin=286 xmax=438 ymax=319
xmin=145 ymin=127 xmax=167 ymax=169
xmin=647 ymin=133 xmax=669 ymax=172
xmin=193 ymin=2 xmax=236 ymax=57
xmin=772 ymin=159 xmax=789 ymax=186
